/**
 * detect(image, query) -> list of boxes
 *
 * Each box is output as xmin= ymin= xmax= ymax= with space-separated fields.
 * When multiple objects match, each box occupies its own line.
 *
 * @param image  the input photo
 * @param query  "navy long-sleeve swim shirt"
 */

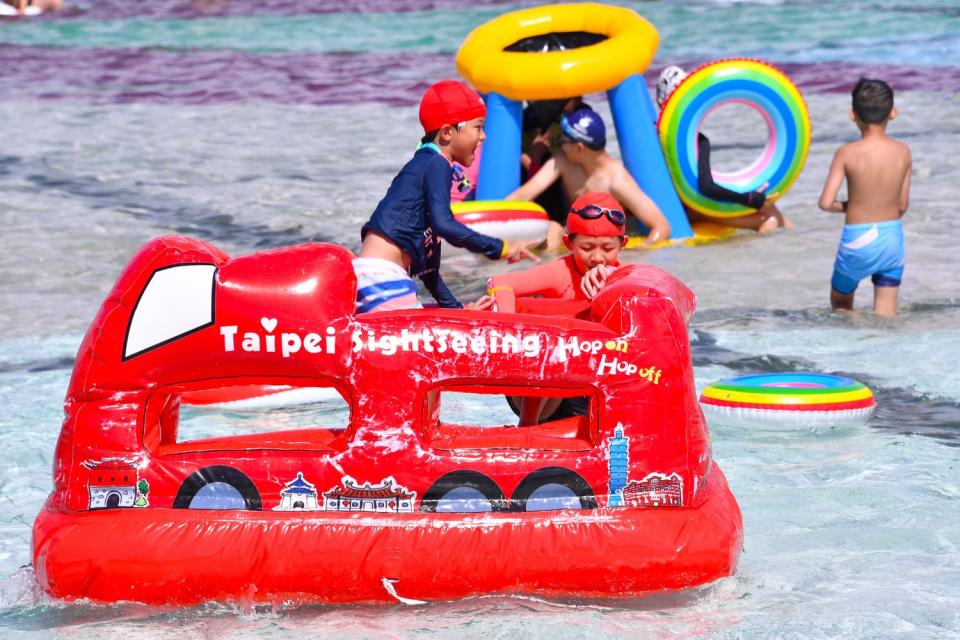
xmin=362 ymin=144 xmax=504 ymax=308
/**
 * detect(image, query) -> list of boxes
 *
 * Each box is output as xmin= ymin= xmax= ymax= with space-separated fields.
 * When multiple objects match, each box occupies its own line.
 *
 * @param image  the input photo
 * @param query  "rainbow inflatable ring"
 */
xmin=658 ymin=59 xmax=811 ymax=218
xmin=700 ymin=373 xmax=876 ymax=429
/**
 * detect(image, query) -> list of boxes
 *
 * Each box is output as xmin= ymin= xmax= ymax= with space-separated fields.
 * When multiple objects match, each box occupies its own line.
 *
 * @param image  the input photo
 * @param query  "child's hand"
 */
xmin=504 ymin=239 xmax=544 ymax=264
xmin=529 ymin=131 xmax=552 ymax=163
xmin=643 ymin=229 xmax=666 ymax=246
xmin=464 ymin=294 xmax=495 ymax=311
xmin=580 ymin=264 xmax=615 ymax=299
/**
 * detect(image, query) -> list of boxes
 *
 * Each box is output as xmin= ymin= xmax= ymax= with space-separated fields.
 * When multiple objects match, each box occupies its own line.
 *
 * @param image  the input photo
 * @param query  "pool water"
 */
xmin=1 ymin=1 xmax=958 ymax=637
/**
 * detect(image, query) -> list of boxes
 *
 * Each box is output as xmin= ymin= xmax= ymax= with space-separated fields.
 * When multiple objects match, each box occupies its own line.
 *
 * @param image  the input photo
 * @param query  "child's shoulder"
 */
xmin=834 ymin=138 xmax=873 ymax=163
xmin=871 ymin=135 xmax=911 ymax=160
xmin=399 ymin=146 xmax=452 ymax=181
xmin=836 ymin=138 xmax=862 ymax=154
xmin=890 ymin=136 xmax=912 ymax=156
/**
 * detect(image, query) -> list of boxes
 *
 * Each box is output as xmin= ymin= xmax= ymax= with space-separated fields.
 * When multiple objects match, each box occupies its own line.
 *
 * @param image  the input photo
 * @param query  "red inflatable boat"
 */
xmin=32 ymin=237 xmax=742 ymax=605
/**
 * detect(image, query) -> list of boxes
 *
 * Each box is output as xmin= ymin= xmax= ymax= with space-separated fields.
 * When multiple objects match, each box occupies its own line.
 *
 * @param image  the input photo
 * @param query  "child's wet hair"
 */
xmin=420 ymin=123 xmax=463 ymax=145
xmin=852 ymin=78 xmax=894 ymax=124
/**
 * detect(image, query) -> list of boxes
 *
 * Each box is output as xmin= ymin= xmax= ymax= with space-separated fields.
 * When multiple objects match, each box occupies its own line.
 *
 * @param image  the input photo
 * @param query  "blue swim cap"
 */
xmin=560 ymin=108 xmax=606 ymax=149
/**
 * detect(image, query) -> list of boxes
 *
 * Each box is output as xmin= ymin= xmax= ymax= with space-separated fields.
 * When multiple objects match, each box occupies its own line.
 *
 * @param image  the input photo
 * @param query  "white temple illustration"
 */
xmin=323 ymin=476 xmax=415 ymax=513
xmin=275 ymin=472 xmax=321 ymax=511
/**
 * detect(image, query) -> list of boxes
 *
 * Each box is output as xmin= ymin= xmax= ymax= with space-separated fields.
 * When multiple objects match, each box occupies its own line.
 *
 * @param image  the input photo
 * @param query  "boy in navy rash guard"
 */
xmin=354 ymin=80 xmax=541 ymax=312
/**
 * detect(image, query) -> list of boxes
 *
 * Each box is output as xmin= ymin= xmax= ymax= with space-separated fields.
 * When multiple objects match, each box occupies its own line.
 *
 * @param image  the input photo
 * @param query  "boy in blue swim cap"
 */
xmin=506 ymin=107 xmax=671 ymax=248
xmin=818 ymin=78 xmax=912 ymax=317
xmin=355 ymin=80 xmax=541 ymax=313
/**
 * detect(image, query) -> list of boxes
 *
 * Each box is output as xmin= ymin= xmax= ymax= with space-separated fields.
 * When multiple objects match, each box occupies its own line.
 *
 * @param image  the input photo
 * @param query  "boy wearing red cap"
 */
xmin=486 ymin=192 xmax=627 ymax=314
xmin=355 ymin=80 xmax=540 ymax=313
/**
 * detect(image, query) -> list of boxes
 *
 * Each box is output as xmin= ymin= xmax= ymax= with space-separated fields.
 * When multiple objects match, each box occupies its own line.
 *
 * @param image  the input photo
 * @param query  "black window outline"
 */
xmin=122 ymin=263 xmax=218 ymax=361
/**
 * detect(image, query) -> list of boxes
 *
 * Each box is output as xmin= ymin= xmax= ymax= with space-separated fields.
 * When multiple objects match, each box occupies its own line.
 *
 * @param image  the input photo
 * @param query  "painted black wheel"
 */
xmin=173 ymin=465 xmax=262 ymax=510
xmin=421 ymin=470 xmax=508 ymax=513
xmin=510 ymin=467 xmax=597 ymax=511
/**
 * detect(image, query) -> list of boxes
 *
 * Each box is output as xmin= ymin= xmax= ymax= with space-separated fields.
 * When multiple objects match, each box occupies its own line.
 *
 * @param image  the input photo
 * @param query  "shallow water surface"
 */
xmin=1 ymin=1 xmax=958 ymax=637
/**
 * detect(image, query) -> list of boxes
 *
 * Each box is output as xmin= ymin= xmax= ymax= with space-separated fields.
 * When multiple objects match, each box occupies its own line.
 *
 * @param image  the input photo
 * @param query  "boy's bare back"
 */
xmin=819 ymin=77 xmax=911 ymax=317
xmin=819 ymin=77 xmax=911 ymax=226
xmin=828 ymin=135 xmax=912 ymax=224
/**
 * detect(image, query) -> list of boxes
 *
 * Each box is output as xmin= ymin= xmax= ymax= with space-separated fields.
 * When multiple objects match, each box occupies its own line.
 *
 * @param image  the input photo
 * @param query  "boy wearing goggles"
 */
xmin=506 ymin=108 xmax=671 ymax=249
xmin=356 ymin=80 xmax=540 ymax=313
xmin=487 ymin=191 xmax=627 ymax=425
xmin=486 ymin=192 xmax=628 ymax=314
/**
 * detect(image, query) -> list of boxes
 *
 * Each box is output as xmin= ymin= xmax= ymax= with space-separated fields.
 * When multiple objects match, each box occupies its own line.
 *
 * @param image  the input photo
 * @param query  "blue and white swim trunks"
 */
xmin=352 ymin=258 xmax=423 ymax=314
xmin=831 ymin=220 xmax=905 ymax=295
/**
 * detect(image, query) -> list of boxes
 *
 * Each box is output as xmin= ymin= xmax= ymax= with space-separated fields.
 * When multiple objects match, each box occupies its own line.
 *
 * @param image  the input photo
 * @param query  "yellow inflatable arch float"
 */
xmin=457 ymin=4 xmax=659 ymax=101
xmin=455 ymin=3 xmax=697 ymax=240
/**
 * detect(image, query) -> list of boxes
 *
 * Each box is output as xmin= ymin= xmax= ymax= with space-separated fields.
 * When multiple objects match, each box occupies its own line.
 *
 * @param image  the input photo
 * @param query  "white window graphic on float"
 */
xmin=124 ymin=264 xmax=217 ymax=359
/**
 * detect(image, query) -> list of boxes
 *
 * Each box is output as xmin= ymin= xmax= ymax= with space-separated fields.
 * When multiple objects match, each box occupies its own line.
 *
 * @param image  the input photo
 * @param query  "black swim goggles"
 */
xmin=569 ymin=204 xmax=627 ymax=226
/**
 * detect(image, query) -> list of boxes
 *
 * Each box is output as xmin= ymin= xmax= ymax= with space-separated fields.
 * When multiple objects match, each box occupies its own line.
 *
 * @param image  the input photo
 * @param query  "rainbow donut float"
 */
xmin=658 ymin=59 xmax=811 ymax=218
xmin=451 ymin=200 xmax=549 ymax=242
xmin=700 ymin=373 xmax=876 ymax=428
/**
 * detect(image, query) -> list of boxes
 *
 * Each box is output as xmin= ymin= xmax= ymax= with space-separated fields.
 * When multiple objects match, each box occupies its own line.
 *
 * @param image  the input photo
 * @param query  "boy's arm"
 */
xmin=487 ymin=262 xmax=562 ymax=313
xmin=818 ymin=148 xmax=847 ymax=213
xmin=610 ymin=171 xmax=671 ymax=243
xmin=506 ymin=157 xmax=561 ymax=202
xmin=417 ymin=247 xmax=463 ymax=309
xmin=696 ymin=133 xmax=767 ymax=209
xmin=487 ymin=280 xmax=518 ymax=314
xmin=420 ymin=269 xmax=462 ymax=309
xmin=424 ymin=158 xmax=505 ymax=260
xmin=898 ymin=148 xmax=912 ymax=215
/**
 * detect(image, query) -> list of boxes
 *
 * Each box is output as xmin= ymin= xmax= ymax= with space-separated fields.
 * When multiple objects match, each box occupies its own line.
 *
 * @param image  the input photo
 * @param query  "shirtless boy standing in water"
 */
xmin=506 ymin=108 xmax=672 ymax=248
xmin=818 ymin=78 xmax=912 ymax=317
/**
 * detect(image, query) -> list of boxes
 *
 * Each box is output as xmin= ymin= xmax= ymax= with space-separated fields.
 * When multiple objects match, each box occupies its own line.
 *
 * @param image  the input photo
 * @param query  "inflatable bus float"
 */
xmin=32 ymin=237 xmax=742 ymax=605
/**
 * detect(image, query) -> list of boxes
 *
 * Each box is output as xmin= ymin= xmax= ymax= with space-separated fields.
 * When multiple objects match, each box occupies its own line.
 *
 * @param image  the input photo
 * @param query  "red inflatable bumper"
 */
xmin=34 ymin=464 xmax=740 ymax=604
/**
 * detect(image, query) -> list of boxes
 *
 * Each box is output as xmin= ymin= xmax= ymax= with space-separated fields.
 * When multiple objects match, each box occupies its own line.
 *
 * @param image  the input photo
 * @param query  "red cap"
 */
xmin=419 ymin=80 xmax=486 ymax=133
xmin=565 ymin=192 xmax=627 ymax=237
